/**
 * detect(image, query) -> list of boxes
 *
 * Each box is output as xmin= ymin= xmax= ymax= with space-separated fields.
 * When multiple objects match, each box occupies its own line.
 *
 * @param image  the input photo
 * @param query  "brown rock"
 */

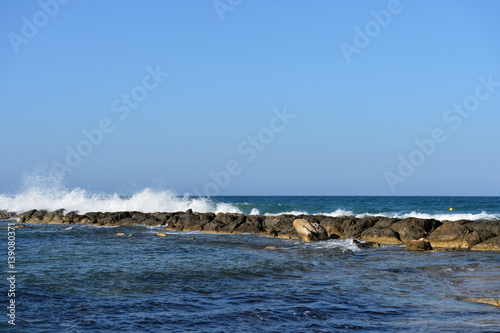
xmin=427 ymin=222 xmax=470 ymax=249
xmin=156 ymin=232 xmax=167 ymax=237
xmin=353 ymin=239 xmax=381 ymax=248
xmin=263 ymin=216 xmax=296 ymax=238
xmin=471 ymin=236 xmax=500 ymax=251
xmin=465 ymin=230 xmax=493 ymax=248
xmin=360 ymin=227 xmax=402 ymax=245
xmin=293 ymin=219 xmax=328 ymax=242
xmin=466 ymin=298 xmax=500 ymax=307
xmin=341 ymin=217 xmax=378 ymax=238
xmin=405 ymin=239 xmax=432 ymax=251
xmin=320 ymin=217 xmax=344 ymax=238
xmin=116 ymin=232 xmax=127 ymax=236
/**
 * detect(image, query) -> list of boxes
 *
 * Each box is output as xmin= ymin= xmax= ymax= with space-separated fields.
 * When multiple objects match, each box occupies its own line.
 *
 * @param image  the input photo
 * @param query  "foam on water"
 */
xmin=0 ymin=172 xmax=242 ymax=215
xmin=354 ymin=211 xmax=500 ymax=221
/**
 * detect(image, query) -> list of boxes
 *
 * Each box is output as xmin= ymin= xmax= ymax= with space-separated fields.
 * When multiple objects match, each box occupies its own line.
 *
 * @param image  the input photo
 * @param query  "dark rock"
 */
xmin=360 ymin=227 xmax=402 ymax=245
xmin=394 ymin=225 xmax=427 ymax=243
xmin=392 ymin=218 xmax=442 ymax=234
xmin=320 ymin=217 xmax=344 ymax=238
xmin=0 ymin=210 xmax=14 ymax=220
xmin=263 ymin=216 xmax=297 ymax=238
xmin=427 ymin=222 xmax=470 ymax=249
xmin=219 ymin=214 xmax=246 ymax=233
xmin=471 ymin=236 xmax=500 ymax=251
xmin=465 ymin=230 xmax=493 ymax=248
xmin=353 ymin=239 xmax=380 ymax=248
xmin=341 ymin=217 xmax=378 ymax=238
xmin=234 ymin=215 xmax=264 ymax=234
xmin=405 ymin=239 xmax=432 ymax=251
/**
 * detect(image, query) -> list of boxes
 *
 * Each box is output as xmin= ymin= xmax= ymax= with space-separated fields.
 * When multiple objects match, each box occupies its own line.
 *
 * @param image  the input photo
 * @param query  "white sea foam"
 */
xmin=353 ymin=211 xmax=499 ymax=221
xmin=323 ymin=209 xmax=355 ymax=217
xmin=0 ymin=172 xmax=242 ymax=215
xmin=249 ymin=208 xmax=260 ymax=215
xmin=264 ymin=211 xmax=309 ymax=216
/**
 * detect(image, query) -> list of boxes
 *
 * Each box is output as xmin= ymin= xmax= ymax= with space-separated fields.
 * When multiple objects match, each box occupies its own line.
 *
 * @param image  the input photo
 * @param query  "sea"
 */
xmin=1 ymin=183 xmax=500 ymax=332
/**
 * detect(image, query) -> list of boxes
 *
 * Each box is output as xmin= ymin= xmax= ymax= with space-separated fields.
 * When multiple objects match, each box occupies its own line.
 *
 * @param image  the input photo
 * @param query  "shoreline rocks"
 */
xmin=3 ymin=209 xmax=500 ymax=251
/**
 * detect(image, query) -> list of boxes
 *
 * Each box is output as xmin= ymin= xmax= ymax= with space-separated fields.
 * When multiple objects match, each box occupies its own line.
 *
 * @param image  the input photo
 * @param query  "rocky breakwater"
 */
xmin=8 ymin=209 xmax=500 ymax=251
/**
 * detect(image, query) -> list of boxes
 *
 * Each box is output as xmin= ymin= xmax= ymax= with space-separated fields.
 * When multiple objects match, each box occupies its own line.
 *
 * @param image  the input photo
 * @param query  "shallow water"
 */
xmin=1 ymin=221 xmax=499 ymax=332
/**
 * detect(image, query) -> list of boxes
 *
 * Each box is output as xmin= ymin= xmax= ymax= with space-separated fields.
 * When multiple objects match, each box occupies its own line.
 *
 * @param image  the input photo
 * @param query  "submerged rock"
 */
xmin=466 ymin=298 xmax=500 ymax=307
xmin=293 ymin=219 xmax=328 ymax=242
xmin=405 ymin=239 xmax=432 ymax=251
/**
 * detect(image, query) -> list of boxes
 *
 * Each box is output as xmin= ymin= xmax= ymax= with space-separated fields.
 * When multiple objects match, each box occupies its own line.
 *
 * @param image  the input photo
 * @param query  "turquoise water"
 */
xmin=1 ymin=196 xmax=500 ymax=332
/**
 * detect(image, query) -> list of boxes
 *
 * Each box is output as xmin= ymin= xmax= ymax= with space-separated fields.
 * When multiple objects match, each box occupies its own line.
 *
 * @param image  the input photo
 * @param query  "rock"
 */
xmin=320 ymin=217 xmax=344 ymax=238
xmin=13 ymin=224 xmax=26 ymax=229
xmin=427 ymin=222 xmax=470 ymax=249
xmin=360 ymin=227 xmax=402 ymax=245
xmin=116 ymin=232 xmax=127 ymax=236
xmin=465 ymin=230 xmax=493 ymax=248
xmin=263 ymin=216 xmax=297 ymax=238
xmin=219 ymin=214 xmax=247 ymax=233
xmin=156 ymin=232 xmax=167 ymax=237
xmin=405 ymin=239 xmax=432 ymax=251
xmin=471 ymin=236 xmax=500 ymax=251
xmin=353 ymin=239 xmax=380 ymax=248
xmin=234 ymin=215 xmax=264 ymax=234
xmin=188 ymin=237 xmax=196 ymax=240
xmin=341 ymin=217 xmax=378 ymax=238
xmin=466 ymin=298 xmax=500 ymax=307
xmin=263 ymin=246 xmax=281 ymax=250
xmin=293 ymin=219 xmax=328 ymax=242
xmin=392 ymin=218 xmax=442 ymax=234
xmin=0 ymin=210 xmax=14 ymax=220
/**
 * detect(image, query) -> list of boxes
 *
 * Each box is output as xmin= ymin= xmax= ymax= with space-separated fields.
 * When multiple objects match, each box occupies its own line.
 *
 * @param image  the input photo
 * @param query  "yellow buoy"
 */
xmin=449 ymin=208 xmax=453 ymax=211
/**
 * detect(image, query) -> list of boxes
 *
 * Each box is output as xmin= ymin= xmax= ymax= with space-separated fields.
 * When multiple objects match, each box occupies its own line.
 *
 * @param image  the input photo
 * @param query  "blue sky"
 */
xmin=1 ymin=0 xmax=499 ymax=196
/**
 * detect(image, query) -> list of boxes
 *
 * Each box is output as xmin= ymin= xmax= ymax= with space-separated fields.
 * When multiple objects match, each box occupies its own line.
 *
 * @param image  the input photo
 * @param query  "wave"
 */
xmin=0 ymin=172 xmax=243 ymax=215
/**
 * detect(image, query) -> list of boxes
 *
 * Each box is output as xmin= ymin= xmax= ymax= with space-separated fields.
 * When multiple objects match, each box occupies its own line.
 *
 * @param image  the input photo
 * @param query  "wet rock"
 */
xmin=234 ymin=215 xmax=264 ymax=234
xmin=116 ymin=232 xmax=127 ymax=236
xmin=178 ymin=212 xmax=207 ymax=232
xmin=263 ymin=216 xmax=297 ymax=238
xmin=341 ymin=217 xmax=378 ymax=238
xmin=465 ymin=230 xmax=493 ymax=248
xmin=360 ymin=227 xmax=402 ymax=245
xmin=427 ymin=222 xmax=470 ymax=249
xmin=20 ymin=210 xmax=48 ymax=223
xmin=220 ymin=214 xmax=247 ymax=233
xmin=156 ymin=232 xmax=167 ymax=237
xmin=0 ymin=210 xmax=14 ymax=220
xmin=392 ymin=218 xmax=442 ymax=234
xmin=405 ymin=238 xmax=432 ymax=251
xmin=320 ymin=217 xmax=344 ymax=238
xmin=293 ymin=219 xmax=328 ymax=242
xmin=394 ymin=225 xmax=427 ymax=243
xmin=353 ymin=239 xmax=380 ymax=248
xmin=471 ymin=236 xmax=500 ymax=251
xmin=466 ymin=298 xmax=500 ymax=307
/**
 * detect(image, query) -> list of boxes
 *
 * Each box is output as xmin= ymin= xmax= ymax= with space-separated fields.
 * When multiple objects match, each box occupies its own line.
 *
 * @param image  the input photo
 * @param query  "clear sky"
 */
xmin=1 ymin=0 xmax=499 ymax=196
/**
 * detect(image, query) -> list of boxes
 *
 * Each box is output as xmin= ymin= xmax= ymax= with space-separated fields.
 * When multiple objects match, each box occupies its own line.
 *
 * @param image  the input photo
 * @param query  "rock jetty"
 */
xmin=2 ymin=209 xmax=500 ymax=251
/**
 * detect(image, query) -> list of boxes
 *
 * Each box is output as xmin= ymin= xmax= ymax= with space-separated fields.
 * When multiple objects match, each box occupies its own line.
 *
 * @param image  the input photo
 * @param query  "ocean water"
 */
xmin=1 ymin=222 xmax=500 ymax=332
xmin=1 ymin=180 xmax=500 ymax=331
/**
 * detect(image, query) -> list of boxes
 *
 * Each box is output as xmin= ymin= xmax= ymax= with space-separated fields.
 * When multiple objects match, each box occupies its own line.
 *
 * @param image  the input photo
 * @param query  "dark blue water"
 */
xmin=1 ymin=217 xmax=500 ymax=332
xmin=213 ymin=196 xmax=500 ymax=221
